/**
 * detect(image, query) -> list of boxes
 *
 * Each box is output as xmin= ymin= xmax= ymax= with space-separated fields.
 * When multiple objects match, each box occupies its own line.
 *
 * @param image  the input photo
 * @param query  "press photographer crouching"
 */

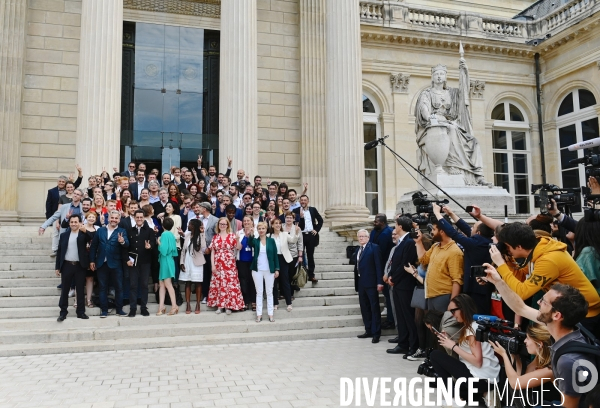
xmin=482 ymin=265 xmax=600 ymax=408
xmin=491 ymin=222 xmax=600 ymax=337
xmin=428 ymin=294 xmax=501 ymax=406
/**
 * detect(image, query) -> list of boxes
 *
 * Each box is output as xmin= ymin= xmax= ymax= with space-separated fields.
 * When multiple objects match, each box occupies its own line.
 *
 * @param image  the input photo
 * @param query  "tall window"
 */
xmin=491 ymin=102 xmax=533 ymax=214
xmin=557 ymin=89 xmax=599 ymax=212
xmin=363 ymin=95 xmax=382 ymax=215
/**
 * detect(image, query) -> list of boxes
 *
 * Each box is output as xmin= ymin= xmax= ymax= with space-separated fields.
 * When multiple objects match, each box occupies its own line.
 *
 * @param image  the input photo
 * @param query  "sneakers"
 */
xmin=381 ymin=307 xmax=387 ymax=316
xmin=201 ymin=297 xmax=207 ymax=304
xmin=68 ymin=289 xmax=75 ymax=298
xmin=406 ymin=348 xmax=427 ymax=361
xmin=116 ymin=310 xmax=128 ymax=317
xmin=50 ymin=251 xmax=57 ymax=257
xmin=100 ymin=311 xmax=108 ymax=318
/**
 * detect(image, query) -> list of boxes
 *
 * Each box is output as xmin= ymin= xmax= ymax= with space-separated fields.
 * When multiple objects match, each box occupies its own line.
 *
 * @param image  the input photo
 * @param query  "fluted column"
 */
xmin=219 ymin=0 xmax=258 ymax=178
xmin=0 ymin=0 xmax=26 ymax=223
xmin=300 ymin=0 xmax=327 ymax=211
xmin=324 ymin=0 xmax=370 ymax=224
xmin=76 ymin=0 xmax=123 ymax=178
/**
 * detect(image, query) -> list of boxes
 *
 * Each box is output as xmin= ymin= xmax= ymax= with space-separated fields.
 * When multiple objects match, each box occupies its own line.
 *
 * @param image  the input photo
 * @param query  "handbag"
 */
xmin=410 ymin=285 xmax=426 ymax=310
xmin=292 ymin=263 xmax=308 ymax=288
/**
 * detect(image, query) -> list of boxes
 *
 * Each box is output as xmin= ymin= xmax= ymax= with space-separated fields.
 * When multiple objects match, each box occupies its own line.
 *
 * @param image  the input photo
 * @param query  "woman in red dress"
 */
xmin=208 ymin=217 xmax=245 ymax=314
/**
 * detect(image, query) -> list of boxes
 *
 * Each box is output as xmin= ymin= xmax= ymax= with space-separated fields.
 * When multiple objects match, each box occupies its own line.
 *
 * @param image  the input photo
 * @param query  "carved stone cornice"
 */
xmin=469 ymin=80 xmax=485 ymax=99
xmin=390 ymin=73 xmax=410 ymax=93
xmin=123 ymin=0 xmax=220 ymax=18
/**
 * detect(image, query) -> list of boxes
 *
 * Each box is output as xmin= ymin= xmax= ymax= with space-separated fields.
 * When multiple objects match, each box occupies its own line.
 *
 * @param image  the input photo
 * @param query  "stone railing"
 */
xmin=359 ymin=0 xmax=600 ymax=44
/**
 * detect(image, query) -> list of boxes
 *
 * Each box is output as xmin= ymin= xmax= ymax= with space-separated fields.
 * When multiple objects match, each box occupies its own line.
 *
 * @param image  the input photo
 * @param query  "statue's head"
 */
xmin=431 ymin=64 xmax=447 ymax=89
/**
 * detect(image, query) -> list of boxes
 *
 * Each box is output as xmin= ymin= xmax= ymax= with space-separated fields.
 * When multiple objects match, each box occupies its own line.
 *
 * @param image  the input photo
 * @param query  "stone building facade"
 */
xmin=0 ymin=0 xmax=599 ymax=225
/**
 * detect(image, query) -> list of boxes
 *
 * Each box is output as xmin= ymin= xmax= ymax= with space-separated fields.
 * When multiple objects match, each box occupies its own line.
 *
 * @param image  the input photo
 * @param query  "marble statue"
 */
xmin=414 ymin=45 xmax=491 ymax=186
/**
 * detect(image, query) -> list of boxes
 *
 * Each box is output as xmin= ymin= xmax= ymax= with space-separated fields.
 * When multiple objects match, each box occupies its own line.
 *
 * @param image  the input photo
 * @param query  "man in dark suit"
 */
xmin=129 ymin=170 xmax=148 ymax=201
xmin=370 ymin=213 xmax=395 ymax=329
xmin=55 ymin=214 xmax=90 ymax=321
xmin=89 ymin=210 xmax=130 ymax=318
xmin=121 ymin=162 xmax=137 ymax=177
xmin=354 ymin=229 xmax=384 ymax=343
xmin=126 ymin=210 xmax=156 ymax=317
xmin=432 ymin=204 xmax=494 ymax=315
xmin=298 ymin=195 xmax=323 ymax=283
xmin=385 ymin=216 xmax=419 ymax=356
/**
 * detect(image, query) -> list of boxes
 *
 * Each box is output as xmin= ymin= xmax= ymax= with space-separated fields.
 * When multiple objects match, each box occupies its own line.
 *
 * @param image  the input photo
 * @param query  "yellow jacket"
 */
xmin=497 ymin=237 xmax=600 ymax=318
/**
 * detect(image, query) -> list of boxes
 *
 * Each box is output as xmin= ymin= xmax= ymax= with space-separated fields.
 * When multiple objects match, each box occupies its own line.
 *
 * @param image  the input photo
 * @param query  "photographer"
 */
xmin=414 ymin=220 xmax=464 ymax=312
xmin=429 ymin=294 xmax=500 ymax=405
xmin=490 ymin=222 xmax=600 ymax=335
xmin=432 ymin=203 xmax=494 ymax=314
xmin=482 ymin=266 xmax=598 ymax=408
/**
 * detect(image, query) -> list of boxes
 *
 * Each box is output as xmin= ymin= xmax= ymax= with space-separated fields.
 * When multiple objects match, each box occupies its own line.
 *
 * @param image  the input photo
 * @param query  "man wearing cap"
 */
xmin=196 ymin=201 xmax=218 ymax=302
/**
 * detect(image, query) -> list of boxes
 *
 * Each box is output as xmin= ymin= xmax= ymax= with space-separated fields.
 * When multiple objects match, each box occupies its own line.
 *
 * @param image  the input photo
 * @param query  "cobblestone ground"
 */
xmin=0 ymin=336 xmax=426 ymax=408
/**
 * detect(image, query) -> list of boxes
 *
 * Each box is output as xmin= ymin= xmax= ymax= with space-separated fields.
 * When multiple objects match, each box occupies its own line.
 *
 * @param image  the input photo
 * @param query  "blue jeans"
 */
xmin=97 ymin=264 xmax=123 ymax=313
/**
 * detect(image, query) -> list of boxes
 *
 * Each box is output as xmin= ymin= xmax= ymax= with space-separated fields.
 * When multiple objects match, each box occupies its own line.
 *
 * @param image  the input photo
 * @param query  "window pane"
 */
xmin=512 ymin=132 xmax=526 ymax=150
xmin=560 ymin=148 xmax=578 ymax=170
xmin=494 ymin=174 xmax=509 ymax=192
xmin=578 ymin=89 xmax=597 ymax=110
xmin=364 ymin=124 xmax=377 ymax=169
xmin=514 ymin=175 xmax=529 ymax=195
xmin=558 ymin=124 xmax=577 ymax=148
xmin=365 ymin=193 xmax=378 ymax=215
xmin=561 ymin=169 xmax=580 ymax=188
xmin=363 ymin=95 xmax=375 ymax=113
xmin=513 ymin=154 xmax=528 ymax=174
xmin=515 ymin=196 xmax=530 ymax=214
xmin=509 ymin=104 xmax=524 ymax=122
xmin=494 ymin=153 xmax=508 ymax=173
xmin=558 ymin=92 xmax=574 ymax=116
xmin=365 ymin=170 xmax=378 ymax=193
xmin=582 ymin=118 xmax=600 ymax=156
xmin=493 ymin=130 xmax=507 ymax=149
xmin=491 ymin=104 xmax=505 ymax=120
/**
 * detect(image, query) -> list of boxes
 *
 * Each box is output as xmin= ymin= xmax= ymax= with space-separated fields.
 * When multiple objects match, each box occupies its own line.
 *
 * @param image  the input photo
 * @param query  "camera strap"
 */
xmin=515 ymin=242 xmax=538 ymax=270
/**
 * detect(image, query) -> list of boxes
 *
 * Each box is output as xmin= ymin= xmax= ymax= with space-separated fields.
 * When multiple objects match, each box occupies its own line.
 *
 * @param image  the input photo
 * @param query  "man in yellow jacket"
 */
xmin=490 ymin=222 xmax=600 ymax=337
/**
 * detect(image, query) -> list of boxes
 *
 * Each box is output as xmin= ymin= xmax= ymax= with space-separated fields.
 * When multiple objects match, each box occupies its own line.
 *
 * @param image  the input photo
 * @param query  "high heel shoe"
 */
xmin=168 ymin=306 xmax=179 ymax=316
xmin=156 ymin=308 xmax=166 ymax=316
xmin=195 ymin=302 xmax=201 ymax=314
xmin=185 ymin=303 xmax=191 ymax=314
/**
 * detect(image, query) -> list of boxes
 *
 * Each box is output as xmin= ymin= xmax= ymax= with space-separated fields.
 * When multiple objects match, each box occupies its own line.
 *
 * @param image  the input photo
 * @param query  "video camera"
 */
xmin=474 ymin=315 xmax=527 ymax=356
xmin=569 ymin=154 xmax=600 ymax=221
xmin=416 ymin=348 xmax=438 ymax=378
xmin=412 ymin=192 xmax=449 ymax=214
xmin=531 ymin=184 xmax=580 ymax=215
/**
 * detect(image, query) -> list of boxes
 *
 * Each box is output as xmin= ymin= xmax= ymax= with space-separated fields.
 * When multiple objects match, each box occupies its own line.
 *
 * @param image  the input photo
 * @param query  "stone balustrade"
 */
xmin=359 ymin=1 xmax=384 ymax=23
xmin=545 ymin=0 xmax=596 ymax=32
xmin=407 ymin=8 xmax=458 ymax=29
xmin=481 ymin=19 xmax=525 ymax=37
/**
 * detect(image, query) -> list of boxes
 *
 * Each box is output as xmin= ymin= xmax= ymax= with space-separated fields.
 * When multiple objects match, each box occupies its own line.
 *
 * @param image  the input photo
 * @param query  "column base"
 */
xmin=324 ymin=206 xmax=370 ymax=226
xmin=0 ymin=211 xmax=20 ymax=226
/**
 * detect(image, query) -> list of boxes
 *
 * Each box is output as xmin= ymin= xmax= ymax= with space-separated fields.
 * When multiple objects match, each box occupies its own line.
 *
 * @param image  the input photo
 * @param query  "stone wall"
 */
xmin=256 ymin=0 xmax=301 ymax=185
xmin=19 ymin=0 xmax=82 ymax=221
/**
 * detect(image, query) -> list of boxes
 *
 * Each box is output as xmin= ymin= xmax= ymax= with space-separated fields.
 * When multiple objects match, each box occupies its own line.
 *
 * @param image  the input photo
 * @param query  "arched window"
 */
xmin=363 ymin=94 xmax=382 ymax=215
xmin=491 ymin=102 xmax=533 ymax=214
xmin=557 ymin=89 xmax=599 ymax=212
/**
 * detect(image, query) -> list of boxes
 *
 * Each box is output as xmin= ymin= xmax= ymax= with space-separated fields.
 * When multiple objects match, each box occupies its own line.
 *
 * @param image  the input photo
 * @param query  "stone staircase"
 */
xmin=0 ymin=225 xmax=385 ymax=356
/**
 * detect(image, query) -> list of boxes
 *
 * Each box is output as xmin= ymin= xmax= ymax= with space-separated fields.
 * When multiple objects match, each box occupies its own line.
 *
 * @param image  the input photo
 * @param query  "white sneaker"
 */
xmin=68 ymin=289 xmax=75 ymax=298
xmin=201 ymin=297 xmax=207 ymax=304
xmin=381 ymin=307 xmax=387 ymax=316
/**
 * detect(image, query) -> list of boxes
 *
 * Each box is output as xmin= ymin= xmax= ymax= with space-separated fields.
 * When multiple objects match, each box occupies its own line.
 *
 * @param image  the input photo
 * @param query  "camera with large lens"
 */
xmin=411 ymin=192 xmax=449 ymax=214
xmin=416 ymin=348 xmax=438 ymax=378
xmin=531 ymin=184 xmax=580 ymax=215
xmin=474 ymin=317 xmax=527 ymax=356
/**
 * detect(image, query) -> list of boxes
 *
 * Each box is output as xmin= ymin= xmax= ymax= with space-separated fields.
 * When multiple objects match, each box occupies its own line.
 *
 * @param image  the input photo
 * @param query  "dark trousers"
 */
xmin=358 ymin=284 xmax=381 ymax=336
xmin=273 ymin=254 xmax=292 ymax=306
xmin=415 ymin=307 xmax=428 ymax=349
xmin=429 ymin=350 xmax=487 ymax=405
xmin=97 ymin=264 xmax=123 ymax=313
xmin=202 ymin=253 xmax=212 ymax=298
xmin=392 ymin=286 xmax=418 ymax=352
xmin=426 ymin=294 xmax=451 ymax=312
xmin=302 ymin=232 xmax=317 ymax=279
xmin=129 ymin=263 xmax=151 ymax=312
xmin=382 ymin=282 xmax=394 ymax=324
xmin=237 ymin=260 xmax=255 ymax=305
xmin=59 ymin=262 xmax=85 ymax=316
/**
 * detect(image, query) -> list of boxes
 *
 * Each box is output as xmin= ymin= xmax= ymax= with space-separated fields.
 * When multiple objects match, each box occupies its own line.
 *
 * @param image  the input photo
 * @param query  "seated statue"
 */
xmin=415 ymin=58 xmax=491 ymax=187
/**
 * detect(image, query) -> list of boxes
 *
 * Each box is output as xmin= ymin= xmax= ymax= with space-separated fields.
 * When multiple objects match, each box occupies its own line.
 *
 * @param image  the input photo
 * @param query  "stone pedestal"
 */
xmin=76 ymin=0 xmax=123 ymax=179
xmin=324 ymin=0 xmax=370 ymax=224
xmin=0 ymin=0 xmax=27 ymax=224
xmin=219 ymin=0 xmax=258 ymax=178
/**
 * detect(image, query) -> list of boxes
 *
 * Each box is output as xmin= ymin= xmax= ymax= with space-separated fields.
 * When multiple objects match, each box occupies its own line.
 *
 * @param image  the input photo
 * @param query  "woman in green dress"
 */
xmin=158 ymin=217 xmax=179 ymax=315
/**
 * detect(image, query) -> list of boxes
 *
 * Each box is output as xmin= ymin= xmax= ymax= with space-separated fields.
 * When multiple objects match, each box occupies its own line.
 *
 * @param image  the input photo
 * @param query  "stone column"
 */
xmin=300 ymin=0 xmax=327 ymax=211
xmin=0 ymin=0 xmax=27 ymax=224
xmin=324 ymin=0 xmax=370 ymax=224
xmin=76 ymin=0 xmax=123 ymax=178
xmin=219 ymin=0 xmax=258 ymax=178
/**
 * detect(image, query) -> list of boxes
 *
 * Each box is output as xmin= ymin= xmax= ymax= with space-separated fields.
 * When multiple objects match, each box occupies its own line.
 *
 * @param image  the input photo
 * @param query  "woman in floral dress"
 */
xmin=208 ymin=217 xmax=245 ymax=314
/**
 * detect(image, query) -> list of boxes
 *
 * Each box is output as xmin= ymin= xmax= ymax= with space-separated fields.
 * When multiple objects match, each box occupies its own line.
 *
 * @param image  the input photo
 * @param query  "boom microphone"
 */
xmin=473 ymin=315 xmax=513 ymax=325
xmin=567 ymin=137 xmax=600 ymax=151
xmin=364 ymin=135 xmax=390 ymax=150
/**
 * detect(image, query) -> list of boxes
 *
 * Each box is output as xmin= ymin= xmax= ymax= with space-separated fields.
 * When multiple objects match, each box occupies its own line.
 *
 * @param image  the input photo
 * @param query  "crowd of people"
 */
xmin=352 ymin=175 xmax=600 ymax=408
xmin=41 ymin=157 xmax=323 ymax=322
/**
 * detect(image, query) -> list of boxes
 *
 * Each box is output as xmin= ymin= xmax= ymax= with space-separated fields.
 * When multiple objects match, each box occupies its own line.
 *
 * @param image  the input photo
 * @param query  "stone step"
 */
xmin=0 ymin=243 xmax=50 ymax=250
xmin=0 ymin=237 xmax=52 ymax=244
xmin=0 ymin=326 xmax=369 ymax=357
xmin=305 ymin=278 xmax=354 ymax=288
xmin=0 ymin=263 xmax=55 ymax=271
xmin=295 ymin=286 xmax=356 ymax=297
xmin=0 ymin=249 xmax=52 ymax=256
xmin=0 ymin=256 xmax=58 ymax=264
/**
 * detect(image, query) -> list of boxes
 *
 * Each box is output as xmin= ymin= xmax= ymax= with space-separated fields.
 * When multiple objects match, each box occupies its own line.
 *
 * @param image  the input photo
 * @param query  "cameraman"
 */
xmin=548 ymin=175 xmax=600 ymax=233
xmin=432 ymin=203 xmax=494 ymax=314
xmin=490 ymin=222 xmax=600 ymax=336
xmin=482 ymin=266 xmax=597 ymax=408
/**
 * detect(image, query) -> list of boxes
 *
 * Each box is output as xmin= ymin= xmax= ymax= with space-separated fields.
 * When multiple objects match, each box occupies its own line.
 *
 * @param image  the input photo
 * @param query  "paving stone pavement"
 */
xmin=0 ymin=335 xmax=426 ymax=408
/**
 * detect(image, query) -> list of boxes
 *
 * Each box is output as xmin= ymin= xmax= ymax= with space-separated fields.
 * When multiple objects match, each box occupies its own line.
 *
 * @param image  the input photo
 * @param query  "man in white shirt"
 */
xmin=299 ymin=195 xmax=323 ymax=283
